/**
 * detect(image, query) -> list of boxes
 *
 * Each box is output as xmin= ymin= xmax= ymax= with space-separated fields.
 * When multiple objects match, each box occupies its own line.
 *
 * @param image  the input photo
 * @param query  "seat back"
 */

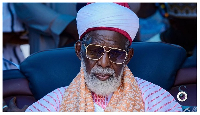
xmin=19 ymin=42 xmax=187 ymax=100
xmin=3 ymin=69 xmax=37 ymax=108
xmin=169 ymin=46 xmax=197 ymax=106
xmin=128 ymin=42 xmax=187 ymax=91
xmin=20 ymin=47 xmax=80 ymax=100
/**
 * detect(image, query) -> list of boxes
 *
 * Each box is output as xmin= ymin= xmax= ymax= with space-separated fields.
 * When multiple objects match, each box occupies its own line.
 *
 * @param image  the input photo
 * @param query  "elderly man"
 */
xmin=5 ymin=3 xmax=182 ymax=112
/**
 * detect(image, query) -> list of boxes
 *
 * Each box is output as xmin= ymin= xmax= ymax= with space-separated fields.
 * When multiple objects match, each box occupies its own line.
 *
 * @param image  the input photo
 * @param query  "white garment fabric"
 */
xmin=25 ymin=77 xmax=182 ymax=112
xmin=94 ymin=103 xmax=104 ymax=112
xmin=76 ymin=3 xmax=139 ymax=41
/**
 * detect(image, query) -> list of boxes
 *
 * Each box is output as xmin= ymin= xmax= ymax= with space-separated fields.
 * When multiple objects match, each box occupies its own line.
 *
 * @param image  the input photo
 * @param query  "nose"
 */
xmin=97 ymin=52 xmax=111 ymax=68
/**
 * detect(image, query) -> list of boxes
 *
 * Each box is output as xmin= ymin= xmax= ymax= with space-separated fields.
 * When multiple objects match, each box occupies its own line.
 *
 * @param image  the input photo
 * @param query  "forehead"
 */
xmin=85 ymin=30 xmax=128 ymax=49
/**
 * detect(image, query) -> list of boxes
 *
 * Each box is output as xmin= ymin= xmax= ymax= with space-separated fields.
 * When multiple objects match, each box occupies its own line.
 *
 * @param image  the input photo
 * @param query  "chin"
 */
xmin=85 ymin=74 xmax=122 ymax=96
xmin=81 ymin=61 xmax=123 ymax=96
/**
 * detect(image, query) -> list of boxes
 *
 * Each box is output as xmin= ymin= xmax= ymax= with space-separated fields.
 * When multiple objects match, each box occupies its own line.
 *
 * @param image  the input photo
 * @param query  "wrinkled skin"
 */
xmin=75 ymin=30 xmax=134 ymax=81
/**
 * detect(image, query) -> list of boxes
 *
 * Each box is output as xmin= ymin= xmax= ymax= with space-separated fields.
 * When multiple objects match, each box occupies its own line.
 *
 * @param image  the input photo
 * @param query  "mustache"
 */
xmin=90 ymin=65 xmax=115 ymax=76
xmin=82 ymin=61 xmax=122 ymax=96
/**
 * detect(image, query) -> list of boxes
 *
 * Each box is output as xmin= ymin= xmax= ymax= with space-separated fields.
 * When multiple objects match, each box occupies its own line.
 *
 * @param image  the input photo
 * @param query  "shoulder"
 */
xmin=135 ymin=77 xmax=182 ymax=112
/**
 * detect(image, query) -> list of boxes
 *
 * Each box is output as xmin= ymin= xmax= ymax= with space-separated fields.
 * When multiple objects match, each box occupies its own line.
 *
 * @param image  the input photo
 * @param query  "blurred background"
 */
xmin=2 ymin=3 xmax=197 ymax=70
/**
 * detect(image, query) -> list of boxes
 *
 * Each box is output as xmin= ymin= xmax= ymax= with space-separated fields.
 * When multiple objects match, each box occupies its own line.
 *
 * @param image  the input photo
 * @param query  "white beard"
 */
xmin=82 ymin=61 xmax=124 ymax=96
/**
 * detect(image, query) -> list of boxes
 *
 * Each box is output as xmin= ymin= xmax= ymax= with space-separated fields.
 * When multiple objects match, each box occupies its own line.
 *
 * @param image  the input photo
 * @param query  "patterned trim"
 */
xmin=59 ymin=66 xmax=144 ymax=112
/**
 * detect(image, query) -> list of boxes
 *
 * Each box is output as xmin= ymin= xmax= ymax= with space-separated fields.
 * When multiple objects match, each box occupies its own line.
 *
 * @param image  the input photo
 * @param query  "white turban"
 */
xmin=76 ymin=3 xmax=139 ymax=45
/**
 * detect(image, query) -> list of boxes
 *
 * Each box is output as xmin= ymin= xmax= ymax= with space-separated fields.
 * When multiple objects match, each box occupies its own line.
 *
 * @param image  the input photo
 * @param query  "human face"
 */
xmin=81 ymin=30 xmax=129 ymax=81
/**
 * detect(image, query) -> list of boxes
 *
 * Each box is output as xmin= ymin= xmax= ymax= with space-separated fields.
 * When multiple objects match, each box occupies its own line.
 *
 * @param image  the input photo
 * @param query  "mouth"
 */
xmin=95 ymin=73 xmax=111 ymax=81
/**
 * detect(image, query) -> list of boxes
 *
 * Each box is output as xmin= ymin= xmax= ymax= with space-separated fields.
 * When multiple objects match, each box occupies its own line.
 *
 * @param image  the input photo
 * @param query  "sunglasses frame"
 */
xmin=84 ymin=44 xmax=128 ymax=64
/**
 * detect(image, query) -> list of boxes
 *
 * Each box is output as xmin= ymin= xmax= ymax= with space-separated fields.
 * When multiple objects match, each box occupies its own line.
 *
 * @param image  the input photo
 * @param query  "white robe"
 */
xmin=25 ymin=77 xmax=182 ymax=112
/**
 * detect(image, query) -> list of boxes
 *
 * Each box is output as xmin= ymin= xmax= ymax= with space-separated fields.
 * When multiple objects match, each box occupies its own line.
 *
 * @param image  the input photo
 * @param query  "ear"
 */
xmin=75 ymin=41 xmax=82 ymax=60
xmin=125 ymin=48 xmax=134 ymax=65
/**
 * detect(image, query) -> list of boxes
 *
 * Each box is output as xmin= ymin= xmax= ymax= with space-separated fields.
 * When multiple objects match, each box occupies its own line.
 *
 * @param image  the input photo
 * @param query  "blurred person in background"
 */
xmin=3 ymin=3 xmax=27 ymax=70
xmin=147 ymin=3 xmax=197 ymax=57
xmin=136 ymin=3 xmax=169 ymax=41
xmin=13 ymin=3 xmax=79 ymax=54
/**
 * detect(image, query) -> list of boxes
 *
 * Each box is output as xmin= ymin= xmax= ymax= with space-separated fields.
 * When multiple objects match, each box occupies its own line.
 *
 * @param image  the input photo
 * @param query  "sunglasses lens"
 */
xmin=109 ymin=49 xmax=126 ymax=64
xmin=86 ymin=45 xmax=104 ymax=60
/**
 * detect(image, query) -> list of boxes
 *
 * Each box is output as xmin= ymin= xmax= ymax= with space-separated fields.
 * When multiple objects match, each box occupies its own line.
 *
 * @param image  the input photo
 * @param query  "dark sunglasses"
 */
xmin=84 ymin=44 xmax=128 ymax=64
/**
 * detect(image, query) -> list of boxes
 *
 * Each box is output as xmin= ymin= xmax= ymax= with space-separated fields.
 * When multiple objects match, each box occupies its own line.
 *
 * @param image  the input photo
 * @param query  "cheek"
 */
xmin=112 ymin=64 xmax=124 ymax=77
xmin=81 ymin=48 xmax=95 ymax=74
xmin=83 ymin=56 xmax=97 ymax=74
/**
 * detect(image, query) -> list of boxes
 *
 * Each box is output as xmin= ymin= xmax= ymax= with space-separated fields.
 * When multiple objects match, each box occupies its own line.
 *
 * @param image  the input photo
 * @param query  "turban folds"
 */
xmin=76 ymin=3 xmax=139 ymax=45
